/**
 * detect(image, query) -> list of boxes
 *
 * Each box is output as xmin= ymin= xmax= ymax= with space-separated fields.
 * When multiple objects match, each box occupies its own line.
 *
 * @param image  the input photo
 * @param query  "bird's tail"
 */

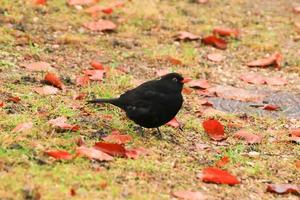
xmin=87 ymin=98 xmax=124 ymax=108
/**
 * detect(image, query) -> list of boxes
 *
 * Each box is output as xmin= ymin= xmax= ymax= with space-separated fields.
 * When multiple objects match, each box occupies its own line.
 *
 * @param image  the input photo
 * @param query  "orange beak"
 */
xmin=181 ymin=77 xmax=192 ymax=83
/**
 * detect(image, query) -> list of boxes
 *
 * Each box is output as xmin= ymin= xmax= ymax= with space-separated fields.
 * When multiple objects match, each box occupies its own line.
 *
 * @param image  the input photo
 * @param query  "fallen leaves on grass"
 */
xmin=7 ymin=96 xmax=21 ymax=103
xmin=125 ymin=147 xmax=149 ymax=159
xmin=21 ymin=61 xmax=52 ymax=71
xmin=266 ymin=184 xmax=300 ymax=195
xmin=73 ymin=93 xmax=86 ymax=100
xmin=199 ymin=167 xmax=240 ymax=185
xmin=166 ymin=118 xmax=180 ymax=128
xmin=166 ymin=56 xmax=183 ymax=66
xmin=175 ymin=31 xmax=200 ymax=41
xmin=45 ymin=150 xmax=73 ymax=160
xmin=215 ymin=156 xmax=230 ymax=168
xmin=44 ymin=72 xmax=64 ymax=90
xmin=188 ymin=79 xmax=210 ymax=89
xmin=202 ymin=35 xmax=227 ymax=50
xmin=34 ymin=0 xmax=47 ymax=5
xmin=83 ymin=19 xmax=117 ymax=31
xmin=76 ymin=146 xmax=113 ymax=161
xmin=172 ymin=191 xmax=205 ymax=200
xmin=264 ymin=77 xmax=287 ymax=86
xmin=234 ymin=129 xmax=262 ymax=144
xmin=213 ymin=27 xmax=240 ymax=38
xmin=90 ymin=60 xmax=104 ymax=70
xmin=76 ymin=75 xmax=90 ymax=86
xmin=199 ymin=99 xmax=213 ymax=106
xmin=102 ymin=130 xmax=132 ymax=144
xmin=83 ymin=69 xmax=105 ymax=81
xmin=48 ymin=117 xmax=80 ymax=131
xmin=202 ymin=119 xmax=225 ymax=141
xmin=0 ymin=101 xmax=4 ymax=107
xmin=207 ymin=53 xmax=224 ymax=62
xmin=33 ymin=86 xmax=59 ymax=95
xmin=263 ymin=104 xmax=280 ymax=111
xmin=94 ymin=142 xmax=126 ymax=157
xmin=240 ymin=74 xmax=287 ymax=86
xmin=12 ymin=122 xmax=33 ymax=133
xmin=290 ymin=128 xmax=300 ymax=143
xmin=246 ymin=52 xmax=282 ymax=69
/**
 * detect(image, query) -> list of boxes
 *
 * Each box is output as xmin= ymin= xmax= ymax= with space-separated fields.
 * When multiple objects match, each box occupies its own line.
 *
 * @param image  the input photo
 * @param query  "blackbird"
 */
xmin=88 ymin=73 xmax=189 ymax=136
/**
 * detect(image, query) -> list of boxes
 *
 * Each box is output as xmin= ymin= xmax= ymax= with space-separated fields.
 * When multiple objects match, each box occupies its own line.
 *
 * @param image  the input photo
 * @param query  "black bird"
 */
xmin=88 ymin=73 xmax=189 ymax=136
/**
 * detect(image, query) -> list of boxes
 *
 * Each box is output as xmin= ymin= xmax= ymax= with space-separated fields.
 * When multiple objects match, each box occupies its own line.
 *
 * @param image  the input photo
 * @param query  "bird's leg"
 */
xmin=137 ymin=126 xmax=144 ymax=137
xmin=155 ymin=127 xmax=163 ymax=139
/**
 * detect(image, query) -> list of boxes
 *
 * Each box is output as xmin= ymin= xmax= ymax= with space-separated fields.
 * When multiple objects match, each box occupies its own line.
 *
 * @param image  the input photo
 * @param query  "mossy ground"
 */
xmin=0 ymin=0 xmax=299 ymax=199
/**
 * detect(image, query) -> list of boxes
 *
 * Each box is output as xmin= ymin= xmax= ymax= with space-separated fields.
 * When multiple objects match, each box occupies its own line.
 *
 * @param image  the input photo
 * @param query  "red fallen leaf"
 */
xmin=175 ymin=31 xmax=200 ymax=41
xmin=266 ymin=184 xmax=300 ymax=195
xmin=234 ymin=129 xmax=262 ymax=144
xmin=207 ymin=53 xmax=224 ymax=62
xmin=263 ymin=104 xmax=280 ymax=111
xmin=76 ymin=146 xmax=113 ymax=161
xmin=213 ymin=27 xmax=240 ymax=38
xmin=199 ymin=167 xmax=240 ymax=185
xmin=125 ymin=147 xmax=149 ymax=159
xmin=264 ymin=77 xmax=287 ymax=86
xmin=94 ymin=142 xmax=126 ymax=157
xmin=172 ymin=190 xmax=205 ymax=200
xmin=44 ymin=72 xmax=64 ymax=90
xmin=246 ymin=52 xmax=282 ymax=69
xmin=67 ymin=0 xmax=96 ymax=6
xmin=70 ymin=188 xmax=76 ymax=196
xmin=102 ymin=7 xmax=113 ymax=14
xmin=83 ymin=69 xmax=105 ymax=81
xmin=296 ymin=160 xmax=300 ymax=169
xmin=45 ymin=150 xmax=73 ymax=160
xmin=290 ymin=128 xmax=300 ymax=143
xmin=33 ymin=86 xmax=59 ymax=95
xmin=34 ymin=0 xmax=47 ymax=5
xmin=83 ymin=19 xmax=117 ymax=32
xmin=21 ymin=61 xmax=52 ymax=71
xmin=7 ymin=96 xmax=21 ymax=103
xmin=202 ymin=35 xmax=227 ymax=50
xmin=0 ymin=101 xmax=4 ymax=107
xmin=166 ymin=118 xmax=180 ymax=128
xmin=188 ymin=80 xmax=210 ymax=89
xmin=166 ymin=56 xmax=183 ymax=66
xmin=182 ymin=87 xmax=193 ymax=95
xmin=239 ymin=74 xmax=265 ymax=85
xmin=215 ymin=156 xmax=230 ymax=168
xmin=48 ymin=117 xmax=80 ymax=131
xmin=76 ymin=75 xmax=90 ymax=87
xmin=102 ymin=131 xmax=132 ymax=144
xmin=73 ymin=93 xmax=86 ymax=100
xmin=202 ymin=119 xmax=225 ymax=141
xmin=199 ymin=99 xmax=213 ymax=106
xmin=156 ymin=69 xmax=170 ymax=77
xmin=90 ymin=60 xmax=104 ymax=70
xmin=12 ymin=122 xmax=33 ymax=133
xmin=293 ymin=6 xmax=300 ymax=14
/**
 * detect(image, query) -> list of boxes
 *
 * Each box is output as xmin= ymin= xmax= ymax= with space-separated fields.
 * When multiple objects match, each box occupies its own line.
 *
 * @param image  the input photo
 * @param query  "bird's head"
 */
xmin=160 ymin=73 xmax=191 ymax=92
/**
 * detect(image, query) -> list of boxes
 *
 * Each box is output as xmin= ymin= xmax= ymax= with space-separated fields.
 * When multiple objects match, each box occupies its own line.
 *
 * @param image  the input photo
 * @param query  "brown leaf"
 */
xmin=102 ymin=130 xmax=133 ymax=144
xmin=83 ymin=69 xmax=105 ymax=81
xmin=246 ymin=52 xmax=282 ymax=69
xmin=48 ymin=117 xmax=80 ymax=131
xmin=264 ymin=77 xmax=287 ymax=86
xmin=166 ymin=118 xmax=180 ymax=128
xmin=293 ymin=6 xmax=300 ymax=14
xmin=45 ymin=150 xmax=73 ymax=160
xmin=263 ymin=104 xmax=280 ymax=111
xmin=213 ymin=27 xmax=240 ymax=38
xmin=90 ymin=60 xmax=104 ymax=70
xmin=208 ymin=85 xmax=266 ymax=102
xmin=266 ymin=184 xmax=300 ymax=195
xmin=83 ymin=19 xmax=117 ymax=32
xmin=7 ymin=96 xmax=21 ymax=103
xmin=201 ymin=35 xmax=227 ymax=50
xmin=21 ymin=61 xmax=52 ymax=71
xmin=125 ymin=147 xmax=149 ymax=159
xmin=166 ymin=56 xmax=183 ymax=66
xmin=76 ymin=146 xmax=113 ymax=161
xmin=188 ymin=80 xmax=210 ymax=89
xmin=67 ymin=0 xmax=97 ymax=6
xmin=239 ymin=74 xmax=265 ymax=85
xmin=33 ymin=86 xmax=59 ymax=95
xmin=94 ymin=142 xmax=126 ymax=157
xmin=12 ymin=122 xmax=33 ymax=133
xmin=215 ymin=156 xmax=230 ymax=168
xmin=44 ymin=72 xmax=64 ymax=90
xmin=76 ymin=75 xmax=90 ymax=86
xmin=175 ymin=31 xmax=200 ymax=41
xmin=199 ymin=99 xmax=213 ymax=106
xmin=234 ymin=129 xmax=262 ymax=144
xmin=207 ymin=53 xmax=224 ymax=62
xmin=199 ymin=167 xmax=240 ymax=185
xmin=172 ymin=191 xmax=205 ymax=200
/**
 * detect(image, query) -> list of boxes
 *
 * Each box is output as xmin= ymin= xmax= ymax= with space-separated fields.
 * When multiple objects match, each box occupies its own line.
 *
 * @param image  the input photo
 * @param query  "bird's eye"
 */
xmin=172 ymin=77 xmax=178 ymax=82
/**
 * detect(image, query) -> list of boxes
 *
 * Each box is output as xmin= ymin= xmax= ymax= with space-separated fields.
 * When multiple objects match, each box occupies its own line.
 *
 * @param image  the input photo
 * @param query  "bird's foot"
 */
xmin=154 ymin=127 xmax=163 ymax=139
xmin=134 ymin=126 xmax=145 ymax=137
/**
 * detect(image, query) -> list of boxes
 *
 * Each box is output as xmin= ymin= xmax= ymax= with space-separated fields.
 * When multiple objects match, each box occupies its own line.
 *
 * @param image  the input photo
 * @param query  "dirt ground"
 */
xmin=0 ymin=0 xmax=299 ymax=199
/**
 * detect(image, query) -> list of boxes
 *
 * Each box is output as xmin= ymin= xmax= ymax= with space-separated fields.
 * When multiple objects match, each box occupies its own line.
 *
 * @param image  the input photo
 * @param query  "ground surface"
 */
xmin=0 ymin=0 xmax=299 ymax=199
